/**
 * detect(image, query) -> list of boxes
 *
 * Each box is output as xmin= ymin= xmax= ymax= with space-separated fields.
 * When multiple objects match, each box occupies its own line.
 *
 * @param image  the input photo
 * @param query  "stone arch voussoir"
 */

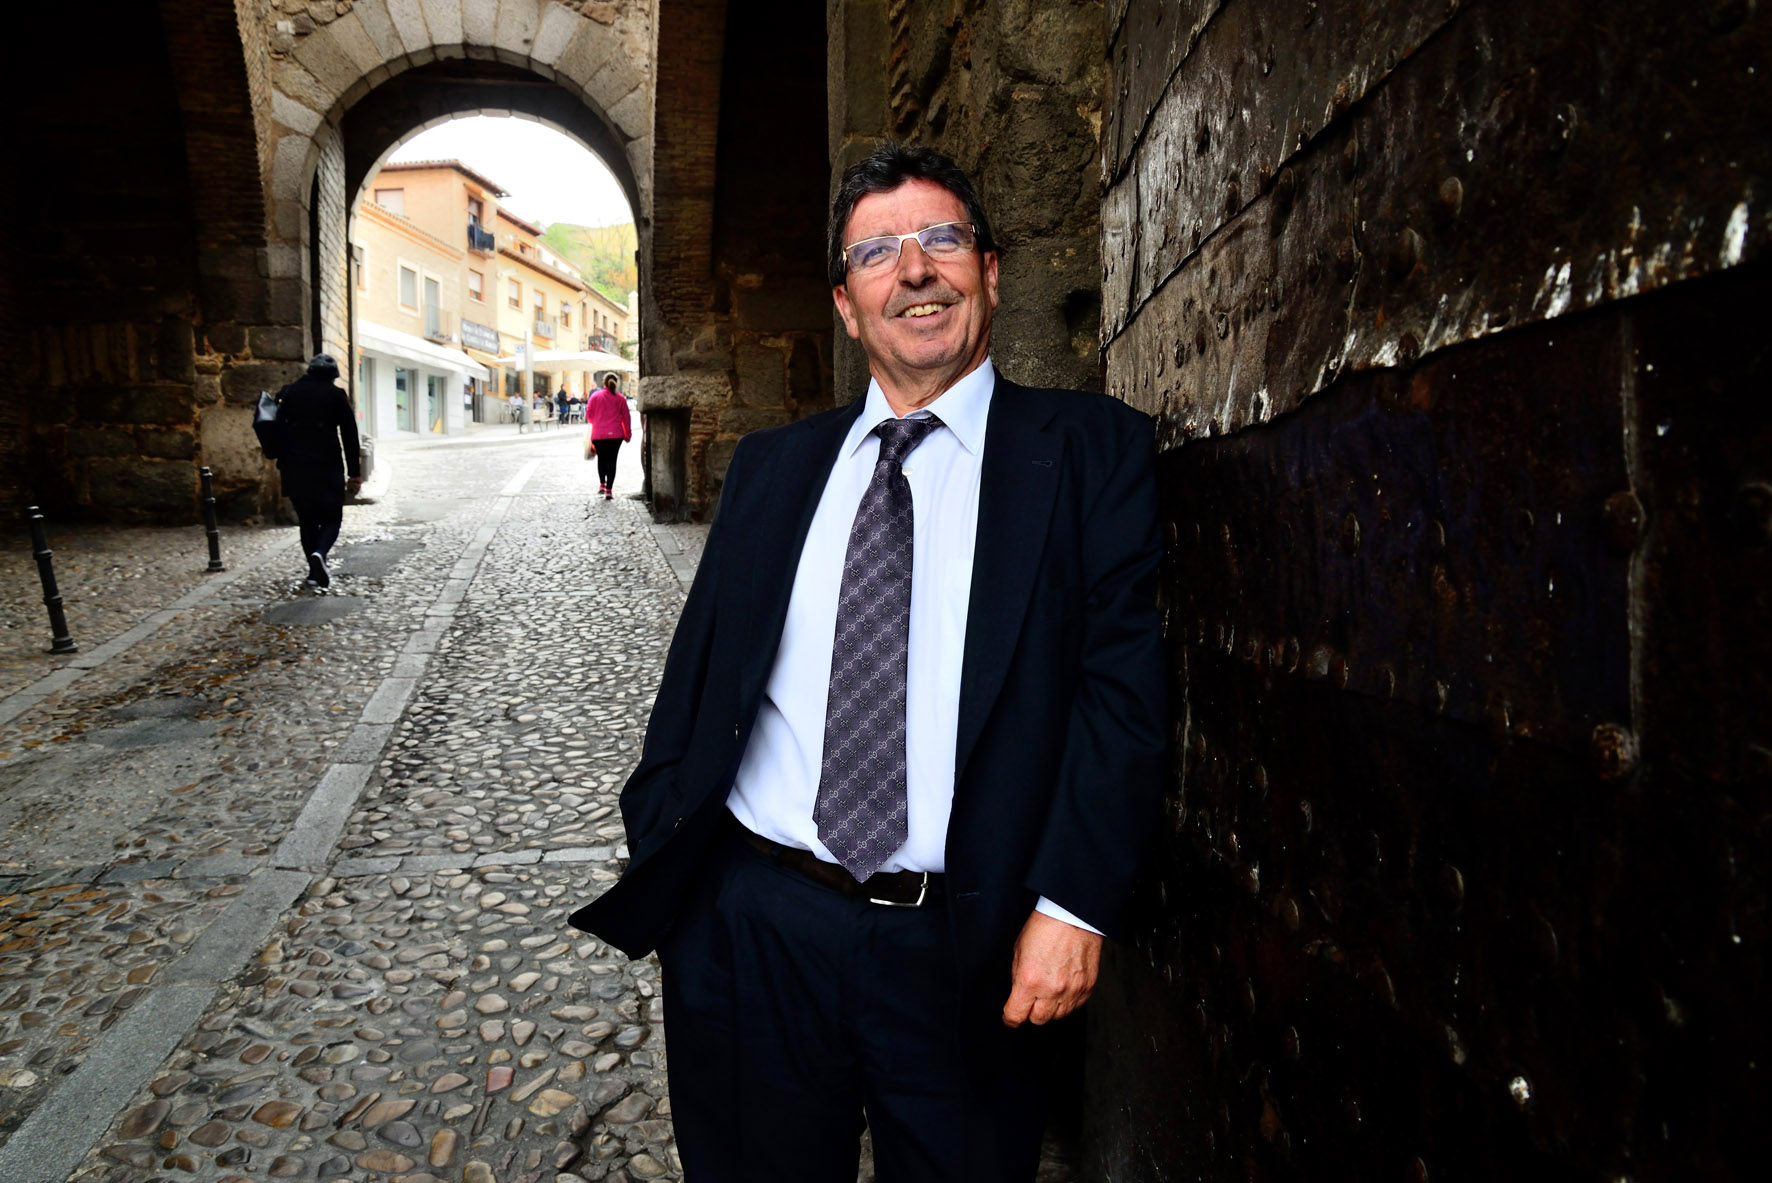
xmin=263 ymin=0 xmax=653 ymax=285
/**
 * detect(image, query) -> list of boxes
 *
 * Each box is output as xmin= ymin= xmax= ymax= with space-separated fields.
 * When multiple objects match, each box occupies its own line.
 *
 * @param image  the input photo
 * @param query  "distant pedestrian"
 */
xmin=507 ymin=391 xmax=522 ymax=427
xmin=587 ymin=375 xmax=632 ymax=500
xmin=517 ymin=391 xmax=531 ymax=433
xmin=273 ymin=354 xmax=362 ymax=588
xmin=556 ymin=386 xmax=569 ymax=424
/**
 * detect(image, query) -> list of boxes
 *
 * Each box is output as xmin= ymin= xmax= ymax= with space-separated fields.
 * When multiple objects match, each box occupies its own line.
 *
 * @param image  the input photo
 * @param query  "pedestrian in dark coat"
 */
xmin=274 ymin=353 xmax=362 ymax=588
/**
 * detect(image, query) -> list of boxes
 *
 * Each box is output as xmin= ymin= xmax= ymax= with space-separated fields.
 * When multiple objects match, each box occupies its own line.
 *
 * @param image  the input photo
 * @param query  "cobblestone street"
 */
xmin=0 ymin=426 xmax=696 ymax=1183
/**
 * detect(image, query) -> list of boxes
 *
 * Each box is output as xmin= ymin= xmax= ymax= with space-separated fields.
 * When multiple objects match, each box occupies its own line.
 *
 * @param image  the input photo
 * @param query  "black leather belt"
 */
xmin=725 ymin=813 xmax=943 ymax=907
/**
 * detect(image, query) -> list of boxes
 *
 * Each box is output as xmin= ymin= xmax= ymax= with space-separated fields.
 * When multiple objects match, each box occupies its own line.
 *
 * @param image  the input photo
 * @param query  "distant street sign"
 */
xmin=459 ymin=319 xmax=499 ymax=353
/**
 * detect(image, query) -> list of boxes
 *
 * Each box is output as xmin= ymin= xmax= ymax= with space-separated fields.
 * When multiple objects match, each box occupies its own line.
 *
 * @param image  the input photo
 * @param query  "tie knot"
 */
xmin=873 ymin=415 xmax=941 ymax=467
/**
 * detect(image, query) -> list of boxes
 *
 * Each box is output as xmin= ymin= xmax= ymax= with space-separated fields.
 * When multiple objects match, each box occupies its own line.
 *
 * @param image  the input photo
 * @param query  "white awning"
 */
xmin=492 ymin=347 xmax=638 ymax=375
xmin=356 ymin=319 xmax=492 ymax=380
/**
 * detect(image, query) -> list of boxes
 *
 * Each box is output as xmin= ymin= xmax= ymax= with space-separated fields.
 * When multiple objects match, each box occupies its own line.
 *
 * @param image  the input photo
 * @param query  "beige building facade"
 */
xmin=352 ymin=194 xmax=486 ymax=437
xmin=353 ymin=161 xmax=629 ymax=428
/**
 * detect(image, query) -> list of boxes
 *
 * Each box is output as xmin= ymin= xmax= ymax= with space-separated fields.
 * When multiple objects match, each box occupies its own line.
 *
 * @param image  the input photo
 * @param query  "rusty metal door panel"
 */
xmin=1627 ymin=267 xmax=1772 ymax=794
xmin=1160 ymin=308 xmax=1634 ymax=755
xmin=1091 ymin=256 xmax=1771 ymax=1179
xmin=1105 ymin=0 xmax=1225 ymax=182
xmin=1103 ymin=0 xmax=1457 ymax=338
xmin=1105 ymin=0 xmax=1772 ymax=440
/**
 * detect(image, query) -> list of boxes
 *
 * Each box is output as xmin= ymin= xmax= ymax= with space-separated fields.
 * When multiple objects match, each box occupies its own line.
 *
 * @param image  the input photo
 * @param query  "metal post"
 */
xmin=24 ymin=506 xmax=77 ymax=654
xmin=198 ymin=467 xmax=225 ymax=571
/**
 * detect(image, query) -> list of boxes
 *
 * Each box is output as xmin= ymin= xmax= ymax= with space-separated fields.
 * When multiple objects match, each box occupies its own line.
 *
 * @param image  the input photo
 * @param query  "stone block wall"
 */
xmin=24 ymin=322 xmax=204 ymax=520
xmin=641 ymin=0 xmax=832 ymax=521
xmin=5 ymin=4 xmax=204 ymax=522
xmin=827 ymin=0 xmax=1106 ymax=400
xmin=0 ymin=0 xmax=280 ymax=523
xmin=313 ymin=127 xmax=352 ymax=367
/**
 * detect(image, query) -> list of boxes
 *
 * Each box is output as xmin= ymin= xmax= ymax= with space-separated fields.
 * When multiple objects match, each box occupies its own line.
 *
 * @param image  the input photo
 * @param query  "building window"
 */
xmin=424 ymin=275 xmax=441 ymax=338
xmin=398 ymin=264 xmax=418 ymax=311
xmin=468 ymin=269 xmax=484 ymax=302
xmin=507 ymin=279 xmax=521 ymax=309
xmin=468 ymin=196 xmax=484 ymax=226
xmin=519 ymin=243 xmax=531 ymax=257
xmin=375 ymin=188 xmax=404 ymax=215
xmin=560 ymin=302 xmax=571 ymax=329
xmin=353 ymin=245 xmax=366 ymax=293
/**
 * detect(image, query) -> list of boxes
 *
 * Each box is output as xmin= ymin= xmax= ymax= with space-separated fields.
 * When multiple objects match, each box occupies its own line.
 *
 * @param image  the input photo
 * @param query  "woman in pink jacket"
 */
xmin=587 ymin=375 xmax=633 ymax=500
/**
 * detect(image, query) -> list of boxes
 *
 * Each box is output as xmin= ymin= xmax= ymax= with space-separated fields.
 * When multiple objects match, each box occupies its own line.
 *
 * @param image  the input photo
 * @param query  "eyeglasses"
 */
xmin=842 ymin=221 xmax=978 ymax=274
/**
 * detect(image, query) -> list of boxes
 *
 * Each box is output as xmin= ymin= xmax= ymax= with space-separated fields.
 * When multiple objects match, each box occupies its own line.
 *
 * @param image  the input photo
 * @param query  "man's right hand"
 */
xmin=1001 ymin=910 xmax=1103 ymax=1027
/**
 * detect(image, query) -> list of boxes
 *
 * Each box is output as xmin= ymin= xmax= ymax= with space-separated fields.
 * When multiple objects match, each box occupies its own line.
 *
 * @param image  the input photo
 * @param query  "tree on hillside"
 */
xmin=542 ymin=222 xmax=637 ymax=307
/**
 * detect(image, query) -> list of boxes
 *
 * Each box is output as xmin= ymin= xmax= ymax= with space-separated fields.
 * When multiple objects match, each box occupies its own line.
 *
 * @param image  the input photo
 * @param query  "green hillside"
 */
xmin=542 ymin=222 xmax=637 ymax=309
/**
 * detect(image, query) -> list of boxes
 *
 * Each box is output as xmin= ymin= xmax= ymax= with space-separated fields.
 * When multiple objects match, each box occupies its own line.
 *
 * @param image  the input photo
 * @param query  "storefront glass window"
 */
xmin=395 ymin=367 xmax=414 ymax=433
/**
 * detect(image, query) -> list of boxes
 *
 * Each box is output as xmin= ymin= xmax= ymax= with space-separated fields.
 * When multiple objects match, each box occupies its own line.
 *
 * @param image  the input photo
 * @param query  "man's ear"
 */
xmin=832 ymin=284 xmax=862 ymax=340
xmin=983 ymin=251 xmax=1000 ymax=311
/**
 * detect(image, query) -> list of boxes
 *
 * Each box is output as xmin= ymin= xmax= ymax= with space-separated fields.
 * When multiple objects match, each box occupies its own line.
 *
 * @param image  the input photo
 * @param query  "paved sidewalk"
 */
xmin=0 ymin=433 xmax=696 ymax=1182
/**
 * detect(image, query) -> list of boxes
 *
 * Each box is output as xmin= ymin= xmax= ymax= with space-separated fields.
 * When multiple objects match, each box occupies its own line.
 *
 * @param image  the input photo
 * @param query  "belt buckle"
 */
xmin=869 ymin=871 xmax=928 ymax=908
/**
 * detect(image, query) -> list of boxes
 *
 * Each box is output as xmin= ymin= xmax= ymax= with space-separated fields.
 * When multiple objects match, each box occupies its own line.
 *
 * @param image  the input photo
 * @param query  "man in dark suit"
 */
xmin=570 ymin=143 xmax=1166 ymax=1181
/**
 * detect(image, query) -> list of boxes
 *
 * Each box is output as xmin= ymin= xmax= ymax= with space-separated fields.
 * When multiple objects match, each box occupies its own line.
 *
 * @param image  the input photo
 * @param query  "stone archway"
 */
xmin=5 ymin=0 xmax=834 ymax=525
xmin=199 ymin=0 xmax=654 ymax=515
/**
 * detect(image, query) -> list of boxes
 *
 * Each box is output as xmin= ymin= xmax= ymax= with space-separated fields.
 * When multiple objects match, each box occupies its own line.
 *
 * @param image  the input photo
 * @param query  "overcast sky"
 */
xmin=387 ymin=116 xmax=634 ymax=229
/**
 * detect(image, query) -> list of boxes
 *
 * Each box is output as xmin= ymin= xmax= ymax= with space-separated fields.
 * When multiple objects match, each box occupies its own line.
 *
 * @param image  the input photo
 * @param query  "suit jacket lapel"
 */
xmin=955 ymin=377 xmax=1061 ymax=784
xmin=735 ymin=399 xmax=865 ymax=710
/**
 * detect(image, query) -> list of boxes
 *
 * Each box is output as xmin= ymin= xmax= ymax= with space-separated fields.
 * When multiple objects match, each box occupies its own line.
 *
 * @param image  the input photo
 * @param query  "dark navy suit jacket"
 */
xmin=569 ymin=374 xmax=1167 ymax=1016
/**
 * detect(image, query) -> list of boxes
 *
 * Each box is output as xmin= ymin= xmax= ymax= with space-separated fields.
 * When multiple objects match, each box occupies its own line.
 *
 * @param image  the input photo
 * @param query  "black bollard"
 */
xmin=199 ymin=467 xmax=225 ymax=572
xmin=24 ymin=506 xmax=77 ymax=655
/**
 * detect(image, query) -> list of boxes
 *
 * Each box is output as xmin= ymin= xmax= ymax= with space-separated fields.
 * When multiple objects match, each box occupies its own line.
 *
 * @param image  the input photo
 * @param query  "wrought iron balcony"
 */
xmin=533 ymin=318 xmax=556 ymax=341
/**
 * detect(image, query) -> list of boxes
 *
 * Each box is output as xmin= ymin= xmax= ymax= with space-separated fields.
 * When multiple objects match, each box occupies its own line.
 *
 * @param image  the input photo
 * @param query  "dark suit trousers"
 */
xmin=657 ymin=819 xmax=1050 ymax=1182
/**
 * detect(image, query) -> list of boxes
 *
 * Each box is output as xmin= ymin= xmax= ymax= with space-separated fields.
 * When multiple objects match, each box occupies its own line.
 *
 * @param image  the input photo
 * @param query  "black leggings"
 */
xmin=290 ymin=497 xmax=343 ymax=558
xmin=594 ymin=438 xmax=623 ymax=488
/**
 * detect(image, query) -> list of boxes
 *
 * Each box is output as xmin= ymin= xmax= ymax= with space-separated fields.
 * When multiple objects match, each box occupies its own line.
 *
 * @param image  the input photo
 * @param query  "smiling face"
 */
xmin=832 ymin=178 xmax=999 ymax=414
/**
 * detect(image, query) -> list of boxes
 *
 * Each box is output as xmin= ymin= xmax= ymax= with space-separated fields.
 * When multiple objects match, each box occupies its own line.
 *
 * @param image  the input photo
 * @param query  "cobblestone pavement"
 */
xmin=0 ymin=429 xmax=692 ymax=1182
xmin=0 ymin=424 xmax=1077 ymax=1183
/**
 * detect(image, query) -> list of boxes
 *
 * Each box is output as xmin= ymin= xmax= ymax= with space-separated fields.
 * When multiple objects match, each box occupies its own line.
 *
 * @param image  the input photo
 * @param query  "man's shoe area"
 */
xmin=307 ymin=552 xmax=330 ymax=588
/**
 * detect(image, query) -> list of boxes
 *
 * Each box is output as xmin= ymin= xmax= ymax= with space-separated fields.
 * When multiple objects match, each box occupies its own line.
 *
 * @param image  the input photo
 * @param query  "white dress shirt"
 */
xmin=727 ymin=358 xmax=1098 ymax=934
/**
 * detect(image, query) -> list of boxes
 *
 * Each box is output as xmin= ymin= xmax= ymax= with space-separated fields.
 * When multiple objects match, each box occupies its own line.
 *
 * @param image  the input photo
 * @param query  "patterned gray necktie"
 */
xmin=815 ymin=414 xmax=943 ymax=880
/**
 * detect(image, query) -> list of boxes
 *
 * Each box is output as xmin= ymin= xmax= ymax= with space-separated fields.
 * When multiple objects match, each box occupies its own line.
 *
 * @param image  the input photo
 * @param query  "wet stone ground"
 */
xmin=0 ymin=877 xmax=241 ymax=1139
xmin=0 ymin=527 xmax=289 ymax=702
xmin=70 ymin=864 xmax=671 ymax=1183
xmin=341 ymin=490 xmax=676 ymax=867
xmin=12 ymin=433 xmax=687 ymax=1183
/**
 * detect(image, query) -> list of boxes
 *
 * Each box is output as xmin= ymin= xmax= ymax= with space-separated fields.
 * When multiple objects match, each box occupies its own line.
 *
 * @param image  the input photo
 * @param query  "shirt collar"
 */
xmin=842 ymin=357 xmax=996 ymax=459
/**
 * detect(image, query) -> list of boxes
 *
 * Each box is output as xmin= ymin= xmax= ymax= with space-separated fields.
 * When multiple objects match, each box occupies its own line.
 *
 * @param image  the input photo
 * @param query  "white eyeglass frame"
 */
xmin=842 ymin=221 xmax=978 ymax=274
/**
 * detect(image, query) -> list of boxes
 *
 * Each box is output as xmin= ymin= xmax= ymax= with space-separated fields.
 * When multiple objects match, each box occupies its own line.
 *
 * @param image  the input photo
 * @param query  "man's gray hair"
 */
xmin=827 ymin=142 xmax=998 ymax=288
